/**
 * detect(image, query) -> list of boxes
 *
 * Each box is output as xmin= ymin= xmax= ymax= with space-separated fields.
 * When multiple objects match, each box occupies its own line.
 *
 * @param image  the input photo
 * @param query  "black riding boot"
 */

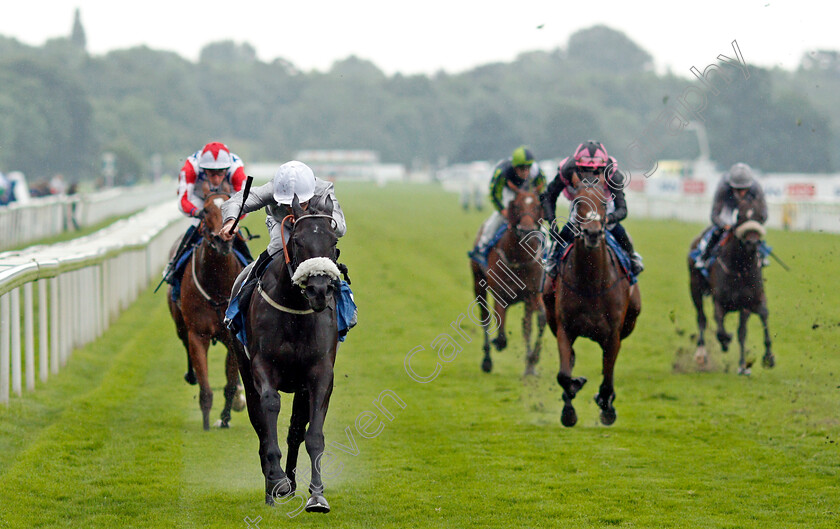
xmin=545 ymin=222 xmax=576 ymax=277
xmin=609 ymin=223 xmax=643 ymax=275
xmin=164 ymin=225 xmax=199 ymax=284
xmin=696 ymin=227 xmax=723 ymax=268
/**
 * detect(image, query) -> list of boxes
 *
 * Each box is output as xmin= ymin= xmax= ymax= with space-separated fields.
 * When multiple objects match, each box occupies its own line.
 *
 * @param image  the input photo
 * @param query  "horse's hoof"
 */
xmin=267 ymin=478 xmax=293 ymax=501
xmin=214 ymin=419 xmax=230 ymax=428
xmin=232 ymin=389 xmax=247 ymax=412
xmin=594 ymin=394 xmax=617 ymax=425
xmin=523 ymin=366 xmax=537 ymax=377
xmin=737 ymin=366 xmax=751 ymax=376
xmin=694 ymin=346 xmax=708 ymax=366
xmin=184 ymin=371 xmax=197 ymax=385
xmin=561 ymin=405 xmax=578 ymax=427
xmin=481 ymin=358 xmax=492 ymax=373
xmin=762 ymin=353 xmax=775 ymax=369
xmin=305 ymin=494 xmax=331 ymax=513
xmin=599 ymin=409 xmax=617 ymax=426
xmin=492 ymin=336 xmax=507 ymax=351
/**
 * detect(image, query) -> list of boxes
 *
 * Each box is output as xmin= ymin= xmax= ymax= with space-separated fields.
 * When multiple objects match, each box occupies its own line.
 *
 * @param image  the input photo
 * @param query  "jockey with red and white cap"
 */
xmin=162 ymin=142 xmax=253 ymax=285
xmin=541 ymin=140 xmax=643 ymax=276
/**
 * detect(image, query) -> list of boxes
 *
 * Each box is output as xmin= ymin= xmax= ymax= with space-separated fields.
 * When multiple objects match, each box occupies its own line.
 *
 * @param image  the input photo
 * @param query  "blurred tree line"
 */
xmin=0 ymin=23 xmax=836 ymax=184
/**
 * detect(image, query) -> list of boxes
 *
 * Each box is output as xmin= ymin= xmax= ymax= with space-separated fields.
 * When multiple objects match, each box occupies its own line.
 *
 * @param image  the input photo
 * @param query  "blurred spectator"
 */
xmin=0 ymin=172 xmax=10 ymax=205
xmin=50 ymin=173 xmax=68 ymax=195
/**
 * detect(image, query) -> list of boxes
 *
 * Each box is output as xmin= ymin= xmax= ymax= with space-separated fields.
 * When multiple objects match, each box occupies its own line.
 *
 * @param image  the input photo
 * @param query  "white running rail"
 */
xmin=0 ymin=202 xmax=189 ymax=404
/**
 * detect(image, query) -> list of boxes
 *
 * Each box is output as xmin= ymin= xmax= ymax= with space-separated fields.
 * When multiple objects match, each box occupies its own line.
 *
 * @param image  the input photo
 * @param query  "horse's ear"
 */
xmin=292 ymin=194 xmax=305 ymax=219
xmin=323 ymin=195 xmax=334 ymax=216
xmin=222 ymin=179 xmax=233 ymax=195
xmin=200 ymin=180 xmax=211 ymax=196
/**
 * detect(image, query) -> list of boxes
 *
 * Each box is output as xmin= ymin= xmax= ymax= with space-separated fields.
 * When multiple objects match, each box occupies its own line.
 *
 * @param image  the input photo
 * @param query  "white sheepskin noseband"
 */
xmin=291 ymin=257 xmax=340 ymax=287
xmin=735 ymin=220 xmax=766 ymax=239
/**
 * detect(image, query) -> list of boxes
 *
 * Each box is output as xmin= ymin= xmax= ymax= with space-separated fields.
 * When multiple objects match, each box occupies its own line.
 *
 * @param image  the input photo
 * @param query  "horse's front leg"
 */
xmin=219 ymin=346 xmax=240 ymax=427
xmin=250 ymin=356 xmax=290 ymax=505
xmin=713 ymin=301 xmax=732 ymax=352
xmin=595 ymin=332 xmax=621 ymax=425
xmin=556 ymin=325 xmax=586 ymax=428
xmin=187 ymin=332 xmax=213 ymax=430
xmin=285 ymin=390 xmax=310 ymax=494
xmin=737 ymin=309 xmax=751 ymax=375
xmin=303 ymin=363 xmax=334 ymax=513
xmin=757 ymin=303 xmax=775 ymax=368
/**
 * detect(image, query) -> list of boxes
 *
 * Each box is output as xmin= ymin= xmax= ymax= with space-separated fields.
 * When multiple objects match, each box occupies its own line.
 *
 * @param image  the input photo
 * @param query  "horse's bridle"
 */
xmin=279 ymin=213 xmax=339 ymax=288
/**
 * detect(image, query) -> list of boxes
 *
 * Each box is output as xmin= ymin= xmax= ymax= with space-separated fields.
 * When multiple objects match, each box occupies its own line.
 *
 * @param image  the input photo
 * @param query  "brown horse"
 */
xmin=232 ymin=195 xmax=340 ymax=511
xmin=168 ymin=191 xmax=246 ymax=430
xmin=542 ymin=180 xmax=641 ymax=427
xmin=689 ymin=195 xmax=774 ymax=375
xmin=471 ymin=188 xmax=547 ymax=375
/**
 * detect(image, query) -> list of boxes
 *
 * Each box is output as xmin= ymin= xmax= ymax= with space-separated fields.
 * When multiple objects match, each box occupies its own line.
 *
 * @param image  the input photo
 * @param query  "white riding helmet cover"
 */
xmin=273 ymin=160 xmax=316 ymax=205
xmin=198 ymin=142 xmax=233 ymax=170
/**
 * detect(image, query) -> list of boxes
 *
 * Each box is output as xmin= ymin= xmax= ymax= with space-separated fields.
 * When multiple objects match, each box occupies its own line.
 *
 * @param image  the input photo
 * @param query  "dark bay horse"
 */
xmin=689 ymin=196 xmax=774 ymax=375
xmin=232 ymin=195 xmax=340 ymax=512
xmin=471 ymin=188 xmax=547 ymax=375
xmin=542 ymin=181 xmax=641 ymax=427
xmin=168 ymin=191 xmax=246 ymax=430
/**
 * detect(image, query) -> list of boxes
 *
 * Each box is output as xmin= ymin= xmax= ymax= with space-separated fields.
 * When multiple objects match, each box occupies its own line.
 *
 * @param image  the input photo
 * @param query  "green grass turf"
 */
xmin=0 ymin=182 xmax=837 ymax=528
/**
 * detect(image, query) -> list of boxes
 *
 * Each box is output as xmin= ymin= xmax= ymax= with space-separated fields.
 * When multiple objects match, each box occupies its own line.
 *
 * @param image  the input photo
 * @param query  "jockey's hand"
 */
xmin=501 ymin=208 xmax=508 ymax=219
xmin=218 ymin=219 xmax=237 ymax=241
xmin=724 ymin=224 xmax=732 ymax=231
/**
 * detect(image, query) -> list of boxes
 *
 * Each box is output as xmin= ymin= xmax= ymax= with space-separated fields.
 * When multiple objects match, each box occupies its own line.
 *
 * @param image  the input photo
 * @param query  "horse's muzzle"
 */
xmin=581 ymin=228 xmax=603 ymax=249
xmin=210 ymin=235 xmax=233 ymax=255
xmin=302 ymin=275 xmax=335 ymax=312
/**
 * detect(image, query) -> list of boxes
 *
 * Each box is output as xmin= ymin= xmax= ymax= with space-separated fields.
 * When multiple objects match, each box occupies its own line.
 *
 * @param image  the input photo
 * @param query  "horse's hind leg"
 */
xmin=524 ymin=298 xmax=545 ymax=376
xmin=169 ymin=297 xmax=197 ymax=385
xmin=737 ymin=310 xmax=751 ymax=375
xmin=285 ymin=390 xmax=310 ymax=494
xmin=474 ymin=265 xmax=493 ymax=373
xmin=187 ymin=332 xmax=213 ymax=430
xmin=303 ymin=365 xmax=334 ymax=513
xmin=491 ymin=301 xmax=509 ymax=352
xmin=757 ymin=303 xmax=775 ymax=368
xmin=690 ymin=274 xmax=709 ymax=366
xmin=219 ymin=347 xmax=240 ymax=427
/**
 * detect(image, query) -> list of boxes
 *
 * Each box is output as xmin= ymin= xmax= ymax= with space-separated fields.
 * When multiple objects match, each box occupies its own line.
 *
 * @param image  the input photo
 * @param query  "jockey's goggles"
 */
xmin=576 ymin=156 xmax=607 ymax=168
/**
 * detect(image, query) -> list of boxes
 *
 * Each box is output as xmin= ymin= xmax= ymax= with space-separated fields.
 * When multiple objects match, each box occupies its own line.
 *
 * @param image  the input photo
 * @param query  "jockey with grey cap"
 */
xmin=219 ymin=160 xmax=346 ymax=287
xmin=218 ymin=161 xmax=355 ymax=342
xmin=695 ymin=162 xmax=768 ymax=269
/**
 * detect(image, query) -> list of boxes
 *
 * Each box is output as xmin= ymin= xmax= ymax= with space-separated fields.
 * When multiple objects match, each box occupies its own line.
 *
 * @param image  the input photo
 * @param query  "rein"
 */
xmin=190 ymin=248 xmax=229 ymax=313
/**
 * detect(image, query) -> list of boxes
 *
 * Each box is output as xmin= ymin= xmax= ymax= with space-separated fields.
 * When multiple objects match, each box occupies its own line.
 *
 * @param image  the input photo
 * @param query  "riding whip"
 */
xmin=768 ymin=250 xmax=791 ymax=271
xmin=228 ymin=175 xmax=254 ymax=234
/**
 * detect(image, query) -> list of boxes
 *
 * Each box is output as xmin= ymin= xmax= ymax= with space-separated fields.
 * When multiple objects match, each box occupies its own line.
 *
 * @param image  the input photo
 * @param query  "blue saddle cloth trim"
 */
xmin=336 ymin=281 xmax=357 ymax=342
xmin=225 ymin=292 xmax=248 ymax=347
xmin=604 ymin=231 xmax=638 ymax=285
xmin=226 ymin=278 xmax=356 ymax=347
xmin=487 ymin=222 xmax=508 ymax=250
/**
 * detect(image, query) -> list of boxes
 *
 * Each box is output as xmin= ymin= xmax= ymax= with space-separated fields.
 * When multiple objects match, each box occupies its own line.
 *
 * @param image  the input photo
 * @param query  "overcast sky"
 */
xmin=0 ymin=1 xmax=834 ymax=77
